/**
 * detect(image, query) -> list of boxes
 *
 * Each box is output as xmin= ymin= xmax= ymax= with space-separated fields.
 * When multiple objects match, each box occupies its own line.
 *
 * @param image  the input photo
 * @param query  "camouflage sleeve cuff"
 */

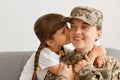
xmin=78 ymin=64 xmax=94 ymax=77
xmin=55 ymin=75 xmax=68 ymax=80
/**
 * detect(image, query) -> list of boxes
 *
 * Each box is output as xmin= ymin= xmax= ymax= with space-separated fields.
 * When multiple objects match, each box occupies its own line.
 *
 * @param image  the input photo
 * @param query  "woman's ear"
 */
xmin=96 ymin=30 xmax=102 ymax=41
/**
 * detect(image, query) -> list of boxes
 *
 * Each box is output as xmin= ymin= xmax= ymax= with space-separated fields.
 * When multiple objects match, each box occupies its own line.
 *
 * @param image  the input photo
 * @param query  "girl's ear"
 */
xmin=96 ymin=30 xmax=102 ymax=41
xmin=45 ymin=39 xmax=54 ymax=47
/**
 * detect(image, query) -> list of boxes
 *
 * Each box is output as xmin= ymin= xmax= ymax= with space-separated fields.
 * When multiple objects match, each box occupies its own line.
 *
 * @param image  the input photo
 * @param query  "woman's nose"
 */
xmin=75 ymin=27 xmax=82 ymax=34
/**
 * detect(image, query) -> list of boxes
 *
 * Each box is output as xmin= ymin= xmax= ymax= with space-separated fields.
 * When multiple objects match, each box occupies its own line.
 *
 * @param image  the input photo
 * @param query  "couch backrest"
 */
xmin=0 ymin=51 xmax=34 ymax=80
xmin=106 ymin=48 xmax=120 ymax=61
xmin=0 ymin=48 xmax=120 ymax=80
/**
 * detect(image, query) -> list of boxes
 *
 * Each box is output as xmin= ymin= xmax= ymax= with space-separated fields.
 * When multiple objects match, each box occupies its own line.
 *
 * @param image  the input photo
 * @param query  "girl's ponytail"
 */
xmin=32 ymin=43 xmax=45 ymax=80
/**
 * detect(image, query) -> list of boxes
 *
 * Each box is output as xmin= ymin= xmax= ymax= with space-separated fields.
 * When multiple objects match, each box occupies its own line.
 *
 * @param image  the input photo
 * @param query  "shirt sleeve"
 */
xmin=39 ymin=48 xmax=60 ymax=69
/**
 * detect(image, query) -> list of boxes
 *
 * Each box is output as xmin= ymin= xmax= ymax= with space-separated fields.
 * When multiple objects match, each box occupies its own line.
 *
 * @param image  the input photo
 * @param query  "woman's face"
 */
xmin=70 ymin=18 xmax=102 ymax=52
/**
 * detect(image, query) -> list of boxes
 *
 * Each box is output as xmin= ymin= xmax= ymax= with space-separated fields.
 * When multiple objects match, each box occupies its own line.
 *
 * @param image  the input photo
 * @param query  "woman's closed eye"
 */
xmin=81 ymin=23 xmax=91 ymax=31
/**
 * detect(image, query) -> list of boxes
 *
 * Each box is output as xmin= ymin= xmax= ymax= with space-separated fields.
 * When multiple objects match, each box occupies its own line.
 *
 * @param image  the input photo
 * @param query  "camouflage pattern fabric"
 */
xmin=45 ymin=50 xmax=120 ymax=80
xmin=44 ymin=71 xmax=57 ymax=80
xmin=78 ymin=56 xmax=120 ymax=80
xmin=45 ymin=72 xmax=67 ymax=80
xmin=55 ymin=75 xmax=68 ymax=80
xmin=67 ymin=6 xmax=103 ymax=28
xmin=44 ymin=50 xmax=89 ymax=80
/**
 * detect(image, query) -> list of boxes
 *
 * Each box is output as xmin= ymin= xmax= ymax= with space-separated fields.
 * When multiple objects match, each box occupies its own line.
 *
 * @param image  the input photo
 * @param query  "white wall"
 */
xmin=0 ymin=0 xmax=120 ymax=51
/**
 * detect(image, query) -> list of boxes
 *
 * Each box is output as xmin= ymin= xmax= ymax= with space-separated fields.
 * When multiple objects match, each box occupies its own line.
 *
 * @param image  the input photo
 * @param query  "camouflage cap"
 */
xmin=68 ymin=6 xmax=103 ymax=28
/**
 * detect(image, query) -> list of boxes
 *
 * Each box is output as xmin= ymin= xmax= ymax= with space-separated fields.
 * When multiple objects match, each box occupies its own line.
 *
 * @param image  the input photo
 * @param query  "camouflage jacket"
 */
xmin=45 ymin=50 xmax=120 ymax=80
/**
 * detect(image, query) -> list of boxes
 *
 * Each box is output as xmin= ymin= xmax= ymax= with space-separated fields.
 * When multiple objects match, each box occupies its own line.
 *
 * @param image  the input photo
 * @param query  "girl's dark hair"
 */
xmin=32 ymin=13 xmax=66 ymax=80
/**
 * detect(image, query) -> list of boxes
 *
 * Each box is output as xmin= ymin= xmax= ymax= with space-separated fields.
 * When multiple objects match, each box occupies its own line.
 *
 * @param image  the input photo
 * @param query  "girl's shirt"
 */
xmin=20 ymin=48 xmax=61 ymax=80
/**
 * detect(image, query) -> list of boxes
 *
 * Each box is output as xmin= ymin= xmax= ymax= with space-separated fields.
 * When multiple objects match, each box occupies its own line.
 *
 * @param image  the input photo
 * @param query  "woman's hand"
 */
xmin=58 ymin=63 xmax=75 ymax=80
xmin=74 ymin=55 xmax=91 ymax=73
xmin=95 ymin=55 xmax=107 ymax=68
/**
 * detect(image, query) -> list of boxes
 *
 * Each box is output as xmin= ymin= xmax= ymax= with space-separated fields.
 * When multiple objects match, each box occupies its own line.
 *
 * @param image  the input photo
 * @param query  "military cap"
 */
xmin=67 ymin=6 xmax=103 ymax=28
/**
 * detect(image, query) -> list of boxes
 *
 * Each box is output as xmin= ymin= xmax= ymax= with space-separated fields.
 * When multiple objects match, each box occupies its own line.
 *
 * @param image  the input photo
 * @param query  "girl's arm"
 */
xmin=48 ymin=64 xmax=61 ymax=75
xmin=74 ymin=46 xmax=107 ymax=73
xmin=87 ymin=45 xmax=106 ymax=64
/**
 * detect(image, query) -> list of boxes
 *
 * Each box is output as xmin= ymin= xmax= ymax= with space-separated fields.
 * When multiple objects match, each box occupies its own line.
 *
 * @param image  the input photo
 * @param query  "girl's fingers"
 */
xmin=97 ymin=56 xmax=107 ymax=68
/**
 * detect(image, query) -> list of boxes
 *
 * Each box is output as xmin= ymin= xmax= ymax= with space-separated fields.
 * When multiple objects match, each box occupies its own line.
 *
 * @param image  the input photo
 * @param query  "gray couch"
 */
xmin=0 ymin=48 xmax=120 ymax=80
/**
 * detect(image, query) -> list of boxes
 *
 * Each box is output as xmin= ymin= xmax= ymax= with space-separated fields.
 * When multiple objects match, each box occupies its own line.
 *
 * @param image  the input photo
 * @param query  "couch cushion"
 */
xmin=0 ymin=51 xmax=34 ymax=80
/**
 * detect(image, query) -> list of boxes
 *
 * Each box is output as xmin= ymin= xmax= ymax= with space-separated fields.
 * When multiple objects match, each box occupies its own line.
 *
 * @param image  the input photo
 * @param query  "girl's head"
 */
xmin=32 ymin=13 xmax=70 ymax=80
xmin=34 ymin=13 xmax=70 ymax=49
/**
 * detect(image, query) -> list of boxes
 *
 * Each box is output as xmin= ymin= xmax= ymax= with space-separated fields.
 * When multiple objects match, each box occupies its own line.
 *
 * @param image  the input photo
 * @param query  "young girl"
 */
xmin=19 ymin=13 xmax=73 ymax=80
xmin=20 ymin=13 xmax=106 ymax=80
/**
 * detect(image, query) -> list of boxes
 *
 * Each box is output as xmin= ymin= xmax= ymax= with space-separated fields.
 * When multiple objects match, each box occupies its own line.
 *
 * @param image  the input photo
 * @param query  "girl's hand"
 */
xmin=87 ymin=46 xmax=106 ymax=64
xmin=95 ymin=55 xmax=107 ymax=68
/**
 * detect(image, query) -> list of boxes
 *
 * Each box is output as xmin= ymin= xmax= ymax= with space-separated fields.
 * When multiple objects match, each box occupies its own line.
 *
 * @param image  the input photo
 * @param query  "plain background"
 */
xmin=0 ymin=0 xmax=120 ymax=51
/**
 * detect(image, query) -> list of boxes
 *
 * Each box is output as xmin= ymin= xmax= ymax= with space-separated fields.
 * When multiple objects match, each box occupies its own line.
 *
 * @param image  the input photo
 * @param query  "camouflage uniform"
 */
xmin=45 ymin=49 xmax=120 ymax=80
